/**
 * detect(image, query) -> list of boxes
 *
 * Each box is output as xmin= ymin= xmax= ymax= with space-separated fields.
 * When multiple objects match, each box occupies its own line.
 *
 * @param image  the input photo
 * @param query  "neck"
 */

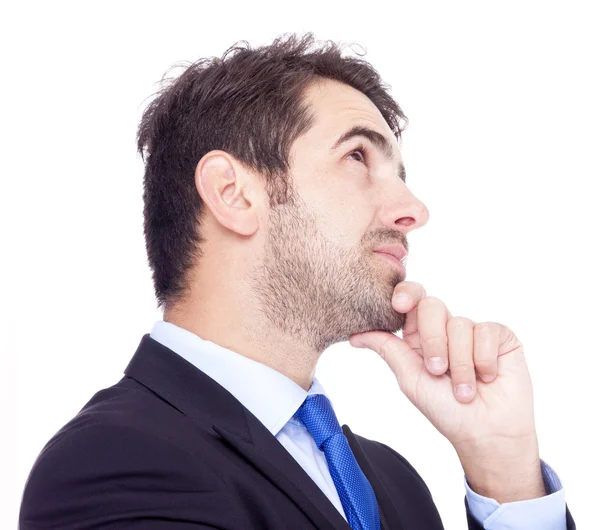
xmin=164 ymin=298 xmax=319 ymax=392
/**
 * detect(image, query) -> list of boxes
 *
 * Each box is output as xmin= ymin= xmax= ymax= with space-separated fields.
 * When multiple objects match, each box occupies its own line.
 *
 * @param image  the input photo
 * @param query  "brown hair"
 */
xmin=137 ymin=32 xmax=407 ymax=311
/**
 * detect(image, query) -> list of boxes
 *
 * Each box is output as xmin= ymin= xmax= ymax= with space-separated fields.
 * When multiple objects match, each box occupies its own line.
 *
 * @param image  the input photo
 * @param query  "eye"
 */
xmin=347 ymin=146 xmax=367 ymax=164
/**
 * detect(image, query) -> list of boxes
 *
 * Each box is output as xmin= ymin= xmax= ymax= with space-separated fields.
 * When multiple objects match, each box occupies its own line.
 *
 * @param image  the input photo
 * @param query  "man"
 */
xmin=19 ymin=33 xmax=575 ymax=529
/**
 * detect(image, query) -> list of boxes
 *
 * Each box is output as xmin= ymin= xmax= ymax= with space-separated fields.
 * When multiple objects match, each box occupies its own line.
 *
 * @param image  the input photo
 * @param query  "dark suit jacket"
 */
xmin=19 ymin=334 xmax=576 ymax=529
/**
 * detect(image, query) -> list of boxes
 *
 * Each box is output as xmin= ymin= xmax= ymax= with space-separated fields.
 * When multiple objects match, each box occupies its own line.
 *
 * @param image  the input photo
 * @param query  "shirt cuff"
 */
xmin=464 ymin=459 xmax=567 ymax=529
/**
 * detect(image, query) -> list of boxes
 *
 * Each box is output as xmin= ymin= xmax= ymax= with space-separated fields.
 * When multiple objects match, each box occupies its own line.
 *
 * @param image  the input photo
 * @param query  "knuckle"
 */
xmin=474 ymin=358 xmax=496 ymax=369
xmin=421 ymin=335 xmax=448 ymax=348
xmin=380 ymin=335 xmax=394 ymax=351
xmin=421 ymin=295 xmax=443 ymax=308
xmin=447 ymin=316 xmax=474 ymax=330
xmin=378 ymin=335 xmax=395 ymax=361
xmin=475 ymin=321 xmax=498 ymax=335
xmin=449 ymin=361 xmax=473 ymax=375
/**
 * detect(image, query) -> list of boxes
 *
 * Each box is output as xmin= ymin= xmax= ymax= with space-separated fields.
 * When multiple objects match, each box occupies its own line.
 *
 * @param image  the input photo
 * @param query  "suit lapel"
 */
xmin=124 ymin=334 xmax=350 ymax=530
xmin=213 ymin=418 xmax=351 ymax=530
xmin=343 ymin=425 xmax=405 ymax=530
xmin=125 ymin=334 xmax=403 ymax=530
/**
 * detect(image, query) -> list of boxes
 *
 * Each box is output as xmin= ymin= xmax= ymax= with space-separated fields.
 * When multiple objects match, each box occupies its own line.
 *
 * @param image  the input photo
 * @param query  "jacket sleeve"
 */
xmin=19 ymin=422 xmax=235 ymax=529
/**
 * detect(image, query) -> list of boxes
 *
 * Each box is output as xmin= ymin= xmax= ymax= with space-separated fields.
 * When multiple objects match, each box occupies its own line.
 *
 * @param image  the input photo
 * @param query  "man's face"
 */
xmin=249 ymin=78 xmax=429 ymax=353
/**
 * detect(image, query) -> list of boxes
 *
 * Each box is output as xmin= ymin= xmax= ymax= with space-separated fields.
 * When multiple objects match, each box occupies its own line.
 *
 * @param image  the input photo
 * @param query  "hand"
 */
xmin=349 ymin=281 xmax=546 ymax=502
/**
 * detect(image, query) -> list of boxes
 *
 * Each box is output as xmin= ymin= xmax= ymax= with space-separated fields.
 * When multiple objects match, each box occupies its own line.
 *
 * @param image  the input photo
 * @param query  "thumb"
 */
xmin=349 ymin=331 xmax=423 ymax=390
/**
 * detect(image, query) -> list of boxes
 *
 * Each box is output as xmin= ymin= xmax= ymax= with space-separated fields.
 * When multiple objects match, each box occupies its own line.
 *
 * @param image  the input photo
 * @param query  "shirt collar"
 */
xmin=149 ymin=320 xmax=331 ymax=437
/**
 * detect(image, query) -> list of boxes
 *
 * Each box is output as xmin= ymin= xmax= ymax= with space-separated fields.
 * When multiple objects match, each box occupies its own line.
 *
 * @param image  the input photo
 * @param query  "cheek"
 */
xmin=319 ymin=196 xmax=372 ymax=249
xmin=295 ymin=169 xmax=373 ymax=246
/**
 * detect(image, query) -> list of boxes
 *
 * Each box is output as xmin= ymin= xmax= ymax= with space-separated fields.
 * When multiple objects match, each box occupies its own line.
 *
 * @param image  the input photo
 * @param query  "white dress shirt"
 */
xmin=150 ymin=319 xmax=567 ymax=529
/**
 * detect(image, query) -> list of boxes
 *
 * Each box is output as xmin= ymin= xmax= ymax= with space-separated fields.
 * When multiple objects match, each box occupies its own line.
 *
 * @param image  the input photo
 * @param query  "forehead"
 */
xmin=301 ymin=78 xmax=398 ymax=148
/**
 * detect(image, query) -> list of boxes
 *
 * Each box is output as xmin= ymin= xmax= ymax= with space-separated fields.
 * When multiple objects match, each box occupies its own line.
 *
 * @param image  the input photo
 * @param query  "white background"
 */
xmin=2 ymin=1 xmax=598 ymax=528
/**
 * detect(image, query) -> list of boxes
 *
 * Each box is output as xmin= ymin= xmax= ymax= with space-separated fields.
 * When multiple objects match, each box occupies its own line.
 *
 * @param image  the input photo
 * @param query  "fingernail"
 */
xmin=426 ymin=357 xmax=447 ymax=373
xmin=352 ymin=340 xmax=366 ymax=349
xmin=480 ymin=374 xmax=495 ymax=383
xmin=456 ymin=384 xmax=473 ymax=398
xmin=393 ymin=293 xmax=411 ymax=305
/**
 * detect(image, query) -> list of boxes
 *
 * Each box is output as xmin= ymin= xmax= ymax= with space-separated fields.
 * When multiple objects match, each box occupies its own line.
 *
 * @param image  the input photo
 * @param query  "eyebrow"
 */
xmin=330 ymin=125 xmax=406 ymax=182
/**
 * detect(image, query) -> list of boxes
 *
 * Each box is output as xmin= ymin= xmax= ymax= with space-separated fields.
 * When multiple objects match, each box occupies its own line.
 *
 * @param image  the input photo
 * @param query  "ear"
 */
xmin=194 ymin=151 xmax=260 ymax=236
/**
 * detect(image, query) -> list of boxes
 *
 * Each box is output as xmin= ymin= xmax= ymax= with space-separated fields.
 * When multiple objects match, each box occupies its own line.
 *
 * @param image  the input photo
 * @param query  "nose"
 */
xmin=382 ymin=188 xmax=429 ymax=234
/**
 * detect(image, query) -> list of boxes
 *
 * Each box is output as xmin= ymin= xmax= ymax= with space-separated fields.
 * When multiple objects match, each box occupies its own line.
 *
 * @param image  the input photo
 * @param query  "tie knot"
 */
xmin=294 ymin=394 xmax=343 ymax=451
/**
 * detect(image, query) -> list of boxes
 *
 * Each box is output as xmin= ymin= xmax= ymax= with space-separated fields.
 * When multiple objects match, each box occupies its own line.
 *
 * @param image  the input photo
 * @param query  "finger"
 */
xmin=392 ymin=281 xmax=427 ymax=313
xmin=417 ymin=296 xmax=450 ymax=375
xmin=447 ymin=316 xmax=477 ymax=402
xmin=403 ymin=303 xmax=453 ymax=358
xmin=401 ymin=303 xmax=419 ymax=337
xmin=497 ymin=324 xmax=523 ymax=357
xmin=349 ymin=331 xmax=423 ymax=396
xmin=474 ymin=322 xmax=500 ymax=383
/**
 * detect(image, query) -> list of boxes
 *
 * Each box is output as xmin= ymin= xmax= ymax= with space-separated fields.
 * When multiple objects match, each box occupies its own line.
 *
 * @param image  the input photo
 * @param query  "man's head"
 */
xmin=137 ymin=33 xmax=429 ymax=359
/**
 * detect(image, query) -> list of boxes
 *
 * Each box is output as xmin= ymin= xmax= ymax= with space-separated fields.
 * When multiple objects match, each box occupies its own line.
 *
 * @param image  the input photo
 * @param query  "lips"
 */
xmin=372 ymin=244 xmax=407 ymax=264
xmin=374 ymin=251 xmax=407 ymax=280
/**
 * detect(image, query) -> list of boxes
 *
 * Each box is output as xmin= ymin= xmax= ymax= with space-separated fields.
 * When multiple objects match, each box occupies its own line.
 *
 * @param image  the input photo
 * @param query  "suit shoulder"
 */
xmin=19 ymin=380 xmax=225 ymax=528
xmin=42 ymin=376 xmax=194 ymax=452
xmin=24 ymin=375 xmax=221 ymax=482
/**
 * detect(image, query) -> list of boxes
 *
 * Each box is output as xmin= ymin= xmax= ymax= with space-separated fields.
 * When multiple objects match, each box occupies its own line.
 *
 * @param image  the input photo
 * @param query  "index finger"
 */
xmin=392 ymin=281 xmax=427 ymax=313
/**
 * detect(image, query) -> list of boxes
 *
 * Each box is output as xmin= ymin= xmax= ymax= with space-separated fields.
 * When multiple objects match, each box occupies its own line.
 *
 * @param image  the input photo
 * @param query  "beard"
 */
xmin=248 ymin=193 xmax=407 ymax=353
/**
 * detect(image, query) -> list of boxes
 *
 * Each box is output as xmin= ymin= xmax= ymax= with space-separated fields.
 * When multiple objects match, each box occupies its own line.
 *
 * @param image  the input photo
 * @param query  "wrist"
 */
xmin=455 ymin=434 xmax=546 ymax=503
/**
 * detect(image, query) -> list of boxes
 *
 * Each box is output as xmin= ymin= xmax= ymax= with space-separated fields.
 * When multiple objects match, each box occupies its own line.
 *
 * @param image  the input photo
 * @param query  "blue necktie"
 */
xmin=294 ymin=394 xmax=381 ymax=530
